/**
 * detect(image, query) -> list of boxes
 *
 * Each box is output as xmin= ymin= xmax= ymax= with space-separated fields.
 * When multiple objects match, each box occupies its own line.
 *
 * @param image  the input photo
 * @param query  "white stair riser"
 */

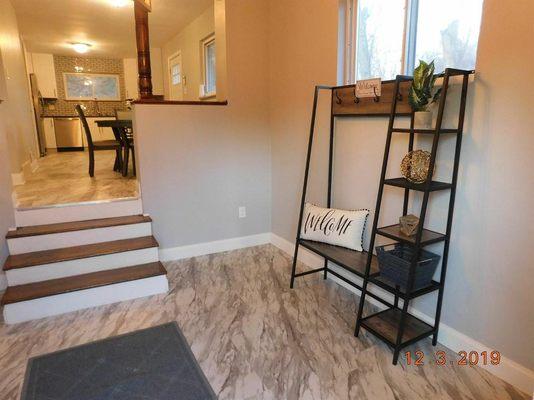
xmin=8 ymin=223 xmax=152 ymax=255
xmin=14 ymin=199 xmax=143 ymax=227
xmin=3 ymin=275 xmax=169 ymax=324
xmin=6 ymin=247 xmax=159 ymax=285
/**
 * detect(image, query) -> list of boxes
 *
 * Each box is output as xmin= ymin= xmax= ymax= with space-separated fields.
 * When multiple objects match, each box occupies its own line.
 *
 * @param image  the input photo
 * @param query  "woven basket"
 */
xmin=376 ymin=243 xmax=440 ymax=290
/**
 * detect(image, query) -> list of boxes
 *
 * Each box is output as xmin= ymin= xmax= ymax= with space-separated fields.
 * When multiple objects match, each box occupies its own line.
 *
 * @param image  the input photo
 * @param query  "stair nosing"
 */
xmin=6 ymin=215 xmax=152 ymax=239
xmin=3 ymin=236 xmax=159 ymax=271
xmin=1 ymin=262 xmax=167 ymax=305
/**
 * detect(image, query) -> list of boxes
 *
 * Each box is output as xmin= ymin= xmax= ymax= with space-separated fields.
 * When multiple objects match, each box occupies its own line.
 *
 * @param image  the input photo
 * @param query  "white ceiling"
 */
xmin=13 ymin=0 xmax=213 ymax=58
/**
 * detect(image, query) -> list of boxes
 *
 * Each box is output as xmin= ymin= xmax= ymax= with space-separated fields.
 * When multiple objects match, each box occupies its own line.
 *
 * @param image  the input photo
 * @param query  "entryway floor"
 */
xmin=0 ymin=245 xmax=527 ymax=399
xmin=13 ymin=151 xmax=139 ymax=209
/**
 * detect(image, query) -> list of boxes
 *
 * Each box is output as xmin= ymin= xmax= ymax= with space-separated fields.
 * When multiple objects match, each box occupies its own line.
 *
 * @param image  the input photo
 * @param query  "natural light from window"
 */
xmin=353 ymin=0 xmax=484 ymax=81
xmin=356 ymin=0 xmax=405 ymax=81
xmin=205 ymin=39 xmax=216 ymax=95
xmin=415 ymin=0 xmax=483 ymax=73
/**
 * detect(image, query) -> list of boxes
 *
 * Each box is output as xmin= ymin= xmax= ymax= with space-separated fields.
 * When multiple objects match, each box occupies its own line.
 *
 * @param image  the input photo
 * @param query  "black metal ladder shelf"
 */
xmin=289 ymin=69 xmax=473 ymax=365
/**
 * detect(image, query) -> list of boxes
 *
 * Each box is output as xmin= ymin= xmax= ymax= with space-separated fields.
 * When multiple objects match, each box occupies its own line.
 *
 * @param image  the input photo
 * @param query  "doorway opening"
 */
xmin=168 ymin=51 xmax=184 ymax=101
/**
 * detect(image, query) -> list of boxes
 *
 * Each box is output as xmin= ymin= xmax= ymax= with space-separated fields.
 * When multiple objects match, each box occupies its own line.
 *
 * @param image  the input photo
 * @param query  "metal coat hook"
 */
xmin=335 ymin=90 xmax=342 ymax=105
xmin=353 ymin=86 xmax=360 ymax=104
xmin=373 ymin=87 xmax=380 ymax=102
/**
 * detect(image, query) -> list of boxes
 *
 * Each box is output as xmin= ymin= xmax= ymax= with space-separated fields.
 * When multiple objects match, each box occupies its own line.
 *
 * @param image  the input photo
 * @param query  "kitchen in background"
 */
xmin=26 ymin=53 xmax=144 ymax=153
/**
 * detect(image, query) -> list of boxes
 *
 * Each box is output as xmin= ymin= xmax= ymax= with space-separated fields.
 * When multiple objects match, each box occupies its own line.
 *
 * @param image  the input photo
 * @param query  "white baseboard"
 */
xmin=270 ymin=233 xmax=533 ymax=395
xmin=11 ymin=172 xmax=25 ymax=186
xmin=159 ymin=233 xmax=271 ymax=262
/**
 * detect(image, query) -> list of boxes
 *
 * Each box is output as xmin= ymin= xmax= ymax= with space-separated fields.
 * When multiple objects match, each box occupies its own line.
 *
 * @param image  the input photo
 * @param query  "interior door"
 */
xmin=168 ymin=52 xmax=183 ymax=101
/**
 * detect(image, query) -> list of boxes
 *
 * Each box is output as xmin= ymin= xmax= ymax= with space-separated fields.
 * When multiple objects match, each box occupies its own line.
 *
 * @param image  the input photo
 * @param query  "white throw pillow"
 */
xmin=300 ymin=203 xmax=369 ymax=252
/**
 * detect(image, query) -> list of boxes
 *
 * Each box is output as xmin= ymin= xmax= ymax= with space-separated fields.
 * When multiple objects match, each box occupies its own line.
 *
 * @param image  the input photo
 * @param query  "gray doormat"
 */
xmin=21 ymin=323 xmax=217 ymax=400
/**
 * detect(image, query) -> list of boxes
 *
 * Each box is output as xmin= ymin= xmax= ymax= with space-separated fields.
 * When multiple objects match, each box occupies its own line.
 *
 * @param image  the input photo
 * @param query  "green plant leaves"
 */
xmin=409 ymin=60 xmax=441 ymax=111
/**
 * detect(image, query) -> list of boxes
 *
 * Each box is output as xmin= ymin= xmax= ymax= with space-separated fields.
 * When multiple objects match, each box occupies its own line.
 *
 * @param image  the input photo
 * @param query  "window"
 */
xmin=171 ymin=64 xmax=181 ymax=86
xmin=201 ymin=34 xmax=216 ymax=98
xmin=345 ymin=0 xmax=484 ymax=83
xmin=63 ymin=73 xmax=120 ymax=101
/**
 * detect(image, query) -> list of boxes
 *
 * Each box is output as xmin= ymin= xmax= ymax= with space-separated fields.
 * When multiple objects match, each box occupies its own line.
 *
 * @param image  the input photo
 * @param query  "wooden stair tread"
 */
xmin=6 ymin=215 xmax=151 ymax=239
xmin=3 ymin=236 xmax=159 ymax=271
xmin=1 ymin=262 xmax=167 ymax=305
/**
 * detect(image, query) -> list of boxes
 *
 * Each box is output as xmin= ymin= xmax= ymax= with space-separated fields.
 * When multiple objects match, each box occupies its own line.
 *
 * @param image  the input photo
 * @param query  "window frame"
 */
xmin=200 ymin=33 xmax=216 ymax=99
xmin=344 ymin=0 xmax=478 ymax=84
xmin=63 ymin=73 xmax=121 ymax=101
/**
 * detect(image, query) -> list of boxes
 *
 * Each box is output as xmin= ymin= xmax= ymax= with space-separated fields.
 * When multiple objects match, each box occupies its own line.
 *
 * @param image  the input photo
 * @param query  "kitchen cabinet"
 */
xmin=123 ymin=58 xmax=139 ymax=100
xmin=43 ymin=118 xmax=56 ymax=149
xmin=86 ymin=118 xmax=116 ymax=141
xmin=123 ymin=49 xmax=163 ymax=98
xmin=31 ymin=53 xmax=58 ymax=98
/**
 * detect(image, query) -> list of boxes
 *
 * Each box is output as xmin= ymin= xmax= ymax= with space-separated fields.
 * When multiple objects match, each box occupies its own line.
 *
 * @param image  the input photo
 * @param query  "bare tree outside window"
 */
xmin=415 ymin=0 xmax=483 ymax=73
xmin=356 ymin=0 xmax=405 ymax=80
xmin=354 ymin=0 xmax=483 ymax=80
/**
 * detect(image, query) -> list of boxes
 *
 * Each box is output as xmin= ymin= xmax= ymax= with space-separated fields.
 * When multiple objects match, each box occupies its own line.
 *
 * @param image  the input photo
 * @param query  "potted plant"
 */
xmin=409 ymin=60 xmax=442 ymax=128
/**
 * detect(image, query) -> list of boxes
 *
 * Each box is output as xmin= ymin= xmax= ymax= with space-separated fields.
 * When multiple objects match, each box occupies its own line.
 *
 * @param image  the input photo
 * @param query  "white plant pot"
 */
xmin=414 ymin=111 xmax=433 ymax=129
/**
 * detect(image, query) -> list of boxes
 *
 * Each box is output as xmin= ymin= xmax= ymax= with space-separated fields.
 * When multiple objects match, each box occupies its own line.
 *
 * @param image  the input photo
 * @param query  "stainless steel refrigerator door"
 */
xmin=29 ymin=73 xmax=47 ymax=156
xmin=54 ymin=118 xmax=83 ymax=150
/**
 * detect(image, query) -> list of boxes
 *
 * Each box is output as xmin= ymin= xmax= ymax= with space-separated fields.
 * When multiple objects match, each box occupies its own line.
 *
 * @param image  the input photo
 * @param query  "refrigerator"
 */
xmin=29 ymin=73 xmax=47 ymax=156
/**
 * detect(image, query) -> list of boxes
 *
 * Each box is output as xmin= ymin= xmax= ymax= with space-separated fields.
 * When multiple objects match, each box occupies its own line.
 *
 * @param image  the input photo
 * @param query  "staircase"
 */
xmin=1 ymin=199 xmax=169 ymax=324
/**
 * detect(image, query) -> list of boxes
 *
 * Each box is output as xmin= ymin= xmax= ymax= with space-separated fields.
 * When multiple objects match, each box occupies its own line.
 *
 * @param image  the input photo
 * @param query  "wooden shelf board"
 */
xmin=376 ymin=224 xmax=446 ymax=246
xmin=384 ymin=178 xmax=452 ymax=192
xmin=370 ymin=275 xmax=441 ymax=299
xmin=361 ymin=308 xmax=434 ymax=346
xmin=392 ymin=128 xmax=458 ymax=134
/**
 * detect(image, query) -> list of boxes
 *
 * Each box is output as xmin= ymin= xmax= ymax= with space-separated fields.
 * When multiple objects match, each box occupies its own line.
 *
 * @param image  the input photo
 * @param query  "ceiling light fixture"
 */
xmin=110 ymin=0 xmax=130 ymax=7
xmin=72 ymin=43 xmax=91 ymax=54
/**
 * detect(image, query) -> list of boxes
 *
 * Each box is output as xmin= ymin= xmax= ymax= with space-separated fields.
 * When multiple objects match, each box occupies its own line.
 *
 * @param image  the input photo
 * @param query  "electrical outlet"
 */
xmin=238 ymin=206 xmax=246 ymax=219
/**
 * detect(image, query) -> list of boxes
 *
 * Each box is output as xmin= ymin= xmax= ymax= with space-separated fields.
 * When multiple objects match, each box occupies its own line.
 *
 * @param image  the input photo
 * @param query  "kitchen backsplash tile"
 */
xmin=42 ymin=55 xmax=128 ymax=117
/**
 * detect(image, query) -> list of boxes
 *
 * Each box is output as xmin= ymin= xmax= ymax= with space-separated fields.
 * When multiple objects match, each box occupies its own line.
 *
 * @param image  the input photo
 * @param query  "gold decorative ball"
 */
xmin=400 ymin=150 xmax=431 ymax=183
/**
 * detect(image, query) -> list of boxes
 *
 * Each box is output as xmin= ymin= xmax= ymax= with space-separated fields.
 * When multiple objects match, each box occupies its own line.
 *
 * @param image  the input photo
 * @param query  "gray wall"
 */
xmin=269 ymin=0 xmax=534 ymax=370
xmin=0 ymin=106 xmax=15 ymax=288
xmin=0 ymin=97 xmax=15 ymax=289
xmin=135 ymin=0 xmax=271 ymax=249
xmin=136 ymin=0 xmax=533 ymax=372
xmin=0 ymin=0 xmax=20 ymax=289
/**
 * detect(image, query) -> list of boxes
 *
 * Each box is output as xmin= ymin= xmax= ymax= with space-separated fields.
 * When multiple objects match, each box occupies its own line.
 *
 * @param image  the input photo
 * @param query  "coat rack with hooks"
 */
xmin=290 ymin=69 xmax=474 ymax=365
xmin=333 ymin=80 xmax=412 ymax=117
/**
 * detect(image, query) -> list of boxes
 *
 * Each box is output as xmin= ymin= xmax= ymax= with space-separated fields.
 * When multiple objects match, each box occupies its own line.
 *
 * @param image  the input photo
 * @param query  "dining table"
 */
xmin=96 ymin=119 xmax=134 ymax=177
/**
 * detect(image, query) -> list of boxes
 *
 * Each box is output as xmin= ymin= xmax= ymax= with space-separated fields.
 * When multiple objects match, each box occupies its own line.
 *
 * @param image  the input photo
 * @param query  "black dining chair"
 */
xmin=75 ymin=104 xmax=122 ymax=177
xmin=115 ymin=109 xmax=135 ymax=177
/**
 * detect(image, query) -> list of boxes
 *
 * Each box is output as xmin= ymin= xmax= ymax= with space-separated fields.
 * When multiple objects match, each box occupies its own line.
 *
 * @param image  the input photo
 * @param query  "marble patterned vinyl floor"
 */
xmin=0 ymin=245 xmax=527 ymax=399
xmin=14 ymin=151 xmax=139 ymax=209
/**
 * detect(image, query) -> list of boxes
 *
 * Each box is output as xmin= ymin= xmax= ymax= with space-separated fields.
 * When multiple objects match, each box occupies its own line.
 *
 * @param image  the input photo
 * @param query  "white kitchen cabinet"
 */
xmin=123 ymin=49 xmax=163 ymax=98
xmin=31 ymin=53 xmax=58 ymax=98
xmin=123 ymin=58 xmax=139 ymax=100
xmin=43 ymin=118 xmax=56 ymax=149
xmin=86 ymin=118 xmax=116 ymax=141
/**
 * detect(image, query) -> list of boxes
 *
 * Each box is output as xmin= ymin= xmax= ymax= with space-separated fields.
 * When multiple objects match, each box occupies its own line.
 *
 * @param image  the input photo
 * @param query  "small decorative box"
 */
xmin=399 ymin=214 xmax=419 ymax=236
